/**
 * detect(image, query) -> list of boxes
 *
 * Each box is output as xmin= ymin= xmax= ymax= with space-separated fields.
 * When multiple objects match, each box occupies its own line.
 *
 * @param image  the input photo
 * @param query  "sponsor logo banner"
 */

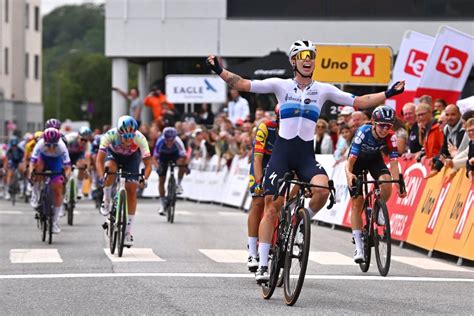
xmin=313 ymin=44 xmax=392 ymax=85
xmin=166 ymin=75 xmax=227 ymax=103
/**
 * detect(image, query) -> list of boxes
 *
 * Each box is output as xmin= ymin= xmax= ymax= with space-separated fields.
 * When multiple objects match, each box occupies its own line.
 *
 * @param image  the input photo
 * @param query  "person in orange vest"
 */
xmin=143 ymin=88 xmax=175 ymax=129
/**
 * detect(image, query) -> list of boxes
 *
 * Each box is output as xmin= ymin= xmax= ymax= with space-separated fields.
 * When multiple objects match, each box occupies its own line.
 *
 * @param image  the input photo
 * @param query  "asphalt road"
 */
xmin=0 ymin=197 xmax=473 ymax=314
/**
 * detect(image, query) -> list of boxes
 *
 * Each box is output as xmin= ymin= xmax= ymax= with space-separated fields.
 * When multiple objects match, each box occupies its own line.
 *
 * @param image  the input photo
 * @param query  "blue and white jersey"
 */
xmin=350 ymin=124 xmax=398 ymax=160
xmin=153 ymin=136 xmax=186 ymax=160
xmin=30 ymin=138 xmax=71 ymax=165
xmin=250 ymin=78 xmax=355 ymax=141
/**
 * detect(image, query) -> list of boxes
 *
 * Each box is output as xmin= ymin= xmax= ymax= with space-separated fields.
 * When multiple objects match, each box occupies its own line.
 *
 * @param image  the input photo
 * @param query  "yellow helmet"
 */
xmin=34 ymin=131 xmax=43 ymax=140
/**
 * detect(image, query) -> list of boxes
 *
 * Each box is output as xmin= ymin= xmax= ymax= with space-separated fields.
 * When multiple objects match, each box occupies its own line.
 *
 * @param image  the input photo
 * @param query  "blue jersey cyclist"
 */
xmin=4 ymin=137 xmax=25 ymax=201
xmin=206 ymin=39 xmax=405 ymax=282
xmin=346 ymin=105 xmax=407 ymax=263
xmin=246 ymin=109 xmax=279 ymax=273
xmin=65 ymin=126 xmax=93 ymax=199
xmin=29 ymin=128 xmax=72 ymax=234
xmin=96 ymin=115 xmax=152 ymax=247
xmin=153 ymin=127 xmax=188 ymax=215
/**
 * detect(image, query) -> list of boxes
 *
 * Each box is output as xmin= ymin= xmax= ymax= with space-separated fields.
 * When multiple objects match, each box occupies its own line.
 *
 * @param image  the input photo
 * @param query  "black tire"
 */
xmin=359 ymin=201 xmax=373 ymax=273
xmin=109 ymin=207 xmax=117 ymax=254
xmin=117 ymin=190 xmax=127 ymax=257
xmin=283 ymin=208 xmax=311 ymax=306
xmin=374 ymin=199 xmax=391 ymax=276
xmin=48 ymin=209 xmax=53 ymax=245
xmin=67 ymin=180 xmax=75 ymax=226
xmin=261 ymin=247 xmax=281 ymax=300
xmin=40 ymin=189 xmax=48 ymax=242
xmin=167 ymin=176 xmax=176 ymax=224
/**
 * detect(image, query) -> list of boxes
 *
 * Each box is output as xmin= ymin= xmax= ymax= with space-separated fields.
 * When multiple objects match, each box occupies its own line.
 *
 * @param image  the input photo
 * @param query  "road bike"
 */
xmin=261 ymin=171 xmax=336 ymax=306
xmin=353 ymin=170 xmax=405 ymax=276
xmin=63 ymin=165 xmax=88 ymax=226
xmin=163 ymin=162 xmax=188 ymax=224
xmin=32 ymin=170 xmax=64 ymax=244
xmin=9 ymin=168 xmax=21 ymax=206
xmin=102 ymin=166 xmax=144 ymax=257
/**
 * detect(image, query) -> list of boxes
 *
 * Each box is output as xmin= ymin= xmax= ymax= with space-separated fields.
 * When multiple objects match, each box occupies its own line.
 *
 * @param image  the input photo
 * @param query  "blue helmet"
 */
xmin=9 ymin=137 xmax=19 ymax=146
xmin=79 ymin=126 xmax=93 ymax=139
xmin=163 ymin=127 xmax=177 ymax=140
xmin=117 ymin=115 xmax=138 ymax=135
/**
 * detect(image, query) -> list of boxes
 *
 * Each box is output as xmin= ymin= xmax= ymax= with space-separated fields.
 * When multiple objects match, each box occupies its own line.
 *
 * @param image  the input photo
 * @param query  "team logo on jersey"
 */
xmin=354 ymin=131 xmax=365 ymax=144
xmin=269 ymin=172 xmax=277 ymax=186
xmin=304 ymin=98 xmax=311 ymax=104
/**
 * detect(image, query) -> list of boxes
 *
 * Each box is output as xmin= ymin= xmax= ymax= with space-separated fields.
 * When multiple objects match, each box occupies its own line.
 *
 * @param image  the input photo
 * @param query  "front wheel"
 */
xmin=167 ymin=176 xmax=176 ymax=224
xmin=67 ymin=180 xmax=75 ymax=226
xmin=117 ymin=190 xmax=127 ymax=257
xmin=283 ymin=208 xmax=311 ymax=306
xmin=374 ymin=199 xmax=391 ymax=276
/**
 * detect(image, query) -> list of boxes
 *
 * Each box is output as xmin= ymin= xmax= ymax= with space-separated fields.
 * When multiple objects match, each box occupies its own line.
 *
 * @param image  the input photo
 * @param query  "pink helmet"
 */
xmin=43 ymin=128 xmax=61 ymax=144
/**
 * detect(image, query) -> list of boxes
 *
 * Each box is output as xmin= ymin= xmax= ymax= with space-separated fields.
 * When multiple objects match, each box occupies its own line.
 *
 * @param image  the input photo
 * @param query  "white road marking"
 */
xmin=175 ymin=211 xmax=192 ymax=215
xmin=199 ymin=249 xmax=247 ymax=263
xmin=104 ymin=248 xmax=165 ymax=262
xmin=218 ymin=212 xmax=245 ymax=216
xmin=0 ymin=273 xmax=473 ymax=282
xmin=10 ymin=249 xmax=63 ymax=263
xmin=0 ymin=211 xmax=24 ymax=215
xmin=309 ymin=251 xmax=354 ymax=265
xmin=392 ymin=256 xmax=473 ymax=272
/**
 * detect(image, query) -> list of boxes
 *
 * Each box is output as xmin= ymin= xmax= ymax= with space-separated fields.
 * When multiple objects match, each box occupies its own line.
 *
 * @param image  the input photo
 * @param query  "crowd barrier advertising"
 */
xmin=406 ymin=166 xmax=456 ymax=250
xmin=385 ymin=160 xmax=429 ymax=241
xmin=433 ymin=177 xmax=474 ymax=260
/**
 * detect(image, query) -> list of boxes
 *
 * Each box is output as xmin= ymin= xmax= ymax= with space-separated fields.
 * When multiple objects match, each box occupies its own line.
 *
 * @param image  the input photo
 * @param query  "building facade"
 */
xmin=0 ymin=0 xmax=42 ymax=140
xmin=105 ymin=0 xmax=474 ymax=124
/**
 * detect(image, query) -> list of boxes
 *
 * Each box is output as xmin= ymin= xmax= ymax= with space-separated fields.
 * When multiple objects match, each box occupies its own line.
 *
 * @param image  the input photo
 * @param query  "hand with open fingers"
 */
xmin=385 ymin=80 xmax=405 ymax=98
xmin=205 ymin=55 xmax=223 ymax=75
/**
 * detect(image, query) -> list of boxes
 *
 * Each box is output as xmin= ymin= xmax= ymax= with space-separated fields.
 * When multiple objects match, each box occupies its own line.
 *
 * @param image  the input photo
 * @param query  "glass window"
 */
xmin=34 ymin=6 xmax=40 ymax=31
xmin=25 ymin=3 xmax=30 ymax=29
xmin=34 ymin=55 xmax=39 ymax=80
xmin=25 ymin=53 xmax=29 ymax=78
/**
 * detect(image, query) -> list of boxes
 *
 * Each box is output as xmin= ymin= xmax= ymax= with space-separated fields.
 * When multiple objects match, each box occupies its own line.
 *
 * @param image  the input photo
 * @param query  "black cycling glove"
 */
xmin=205 ymin=56 xmax=223 ymax=75
xmin=385 ymin=81 xmax=404 ymax=98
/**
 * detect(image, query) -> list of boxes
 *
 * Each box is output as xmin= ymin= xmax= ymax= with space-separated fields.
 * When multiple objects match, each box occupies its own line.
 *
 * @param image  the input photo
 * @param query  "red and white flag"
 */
xmin=415 ymin=26 xmax=474 ymax=104
xmin=386 ymin=31 xmax=434 ymax=116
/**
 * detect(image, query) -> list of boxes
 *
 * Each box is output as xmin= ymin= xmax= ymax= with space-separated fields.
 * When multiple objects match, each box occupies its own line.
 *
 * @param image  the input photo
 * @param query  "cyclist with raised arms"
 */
xmin=247 ymin=106 xmax=279 ymax=272
xmin=96 ymin=115 xmax=152 ymax=247
xmin=346 ymin=106 xmax=407 ymax=262
xmin=206 ymin=40 xmax=405 ymax=282
xmin=153 ymin=126 xmax=187 ymax=215
xmin=64 ymin=126 xmax=93 ymax=199
xmin=4 ymin=137 xmax=25 ymax=201
xmin=30 ymin=128 xmax=72 ymax=233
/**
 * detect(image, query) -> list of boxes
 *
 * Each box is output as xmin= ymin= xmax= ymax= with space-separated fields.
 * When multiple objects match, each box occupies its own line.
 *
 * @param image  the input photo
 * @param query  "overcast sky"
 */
xmin=42 ymin=0 xmax=105 ymax=15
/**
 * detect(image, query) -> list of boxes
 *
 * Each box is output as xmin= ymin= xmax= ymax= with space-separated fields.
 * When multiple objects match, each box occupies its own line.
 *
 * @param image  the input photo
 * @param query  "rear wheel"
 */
xmin=261 ymin=246 xmax=281 ymax=300
xmin=109 ymin=205 xmax=117 ymax=254
xmin=283 ymin=208 xmax=311 ymax=306
xmin=117 ymin=190 xmax=127 ymax=257
xmin=374 ymin=199 xmax=391 ymax=276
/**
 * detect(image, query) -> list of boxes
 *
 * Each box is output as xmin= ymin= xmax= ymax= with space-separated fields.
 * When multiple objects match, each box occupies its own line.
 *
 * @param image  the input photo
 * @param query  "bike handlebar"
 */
xmin=353 ymin=173 xmax=406 ymax=197
xmin=273 ymin=171 xmax=337 ymax=209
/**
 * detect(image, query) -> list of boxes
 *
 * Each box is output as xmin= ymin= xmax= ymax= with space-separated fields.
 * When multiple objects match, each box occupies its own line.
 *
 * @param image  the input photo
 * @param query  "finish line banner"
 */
xmin=313 ymin=44 xmax=392 ymax=85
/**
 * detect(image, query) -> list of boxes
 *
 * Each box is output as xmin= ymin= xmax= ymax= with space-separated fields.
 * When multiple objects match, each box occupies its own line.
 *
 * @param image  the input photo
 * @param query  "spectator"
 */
xmin=333 ymin=123 xmax=354 ymax=165
xmin=415 ymin=103 xmax=443 ymax=162
xmin=314 ymin=118 xmax=334 ymax=155
xmin=429 ymin=105 xmax=465 ymax=177
xmin=254 ymin=107 xmax=265 ymax=123
xmin=328 ymin=119 xmax=339 ymax=151
xmin=433 ymin=98 xmax=448 ymax=119
xmin=401 ymin=102 xmax=422 ymax=159
xmin=418 ymin=95 xmax=433 ymax=107
xmin=337 ymin=106 xmax=354 ymax=125
xmin=227 ymin=89 xmax=250 ymax=126
xmin=112 ymin=87 xmax=143 ymax=124
xmin=466 ymin=118 xmax=474 ymax=181
xmin=351 ymin=111 xmax=368 ymax=134
xmin=143 ymin=88 xmax=175 ymax=129
xmin=394 ymin=118 xmax=408 ymax=155
xmin=197 ymin=103 xmax=215 ymax=126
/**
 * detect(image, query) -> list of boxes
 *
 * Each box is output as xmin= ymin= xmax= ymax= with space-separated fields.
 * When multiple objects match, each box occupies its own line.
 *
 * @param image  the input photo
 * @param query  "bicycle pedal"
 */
xmin=102 ymin=222 xmax=108 ymax=230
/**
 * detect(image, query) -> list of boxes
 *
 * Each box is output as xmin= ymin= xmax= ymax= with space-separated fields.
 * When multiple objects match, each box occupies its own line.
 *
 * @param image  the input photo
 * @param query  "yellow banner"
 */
xmin=313 ymin=45 xmax=392 ymax=85
xmin=406 ymin=168 xmax=455 ymax=250
xmin=432 ymin=173 xmax=473 ymax=259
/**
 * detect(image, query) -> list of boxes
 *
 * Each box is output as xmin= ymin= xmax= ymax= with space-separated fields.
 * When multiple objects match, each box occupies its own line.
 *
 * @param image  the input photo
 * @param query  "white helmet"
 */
xmin=288 ymin=40 xmax=316 ymax=60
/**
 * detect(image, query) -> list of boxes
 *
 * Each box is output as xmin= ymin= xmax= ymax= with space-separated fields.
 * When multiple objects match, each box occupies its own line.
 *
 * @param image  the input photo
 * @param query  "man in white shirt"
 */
xmin=227 ymin=89 xmax=250 ymax=126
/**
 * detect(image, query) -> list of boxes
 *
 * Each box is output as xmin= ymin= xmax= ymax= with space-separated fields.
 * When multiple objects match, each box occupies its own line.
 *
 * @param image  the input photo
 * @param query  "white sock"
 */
xmin=103 ymin=186 xmax=112 ymax=203
xmin=353 ymin=230 xmax=363 ymax=251
xmin=258 ymin=242 xmax=271 ymax=267
xmin=54 ymin=206 xmax=61 ymax=222
xmin=160 ymin=197 xmax=165 ymax=207
xmin=248 ymin=237 xmax=258 ymax=257
xmin=307 ymin=206 xmax=316 ymax=219
xmin=77 ymin=179 xmax=83 ymax=194
xmin=126 ymin=215 xmax=135 ymax=234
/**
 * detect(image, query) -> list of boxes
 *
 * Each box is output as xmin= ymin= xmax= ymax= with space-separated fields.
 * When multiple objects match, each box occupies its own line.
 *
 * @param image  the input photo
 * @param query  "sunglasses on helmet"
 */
xmin=295 ymin=50 xmax=316 ymax=60
xmin=121 ymin=132 xmax=135 ymax=140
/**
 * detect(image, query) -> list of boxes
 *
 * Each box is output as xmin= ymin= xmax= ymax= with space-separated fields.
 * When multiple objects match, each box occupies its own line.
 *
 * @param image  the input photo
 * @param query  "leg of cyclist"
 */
xmin=176 ymin=157 xmax=187 ymax=194
xmin=100 ymin=160 xmax=117 ymax=216
xmin=350 ymin=195 xmax=365 ymax=262
xmin=247 ymin=195 xmax=264 ymax=272
xmin=4 ymin=163 xmax=13 ymax=200
xmin=76 ymin=156 xmax=87 ymax=199
xmin=29 ymin=159 xmax=45 ymax=208
xmin=125 ymin=180 xmax=138 ymax=246
xmin=156 ymin=157 xmax=169 ymax=215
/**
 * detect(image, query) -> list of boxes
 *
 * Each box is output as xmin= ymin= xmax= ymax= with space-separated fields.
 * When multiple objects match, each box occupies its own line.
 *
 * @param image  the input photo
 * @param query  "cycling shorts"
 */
xmin=352 ymin=154 xmax=391 ymax=180
xmin=8 ymin=160 xmax=21 ymax=169
xmin=39 ymin=154 xmax=65 ymax=183
xmin=263 ymin=136 xmax=327 ymax=196
xmin=105 ymin=149 xmax=141 ymax=182
xmin=157 ymin=152 xmax=183 ymax=177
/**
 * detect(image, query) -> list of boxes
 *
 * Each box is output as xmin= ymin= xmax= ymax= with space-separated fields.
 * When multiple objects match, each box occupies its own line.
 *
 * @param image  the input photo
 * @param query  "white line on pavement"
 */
xmin=10 ymin=249 xmax=63 ymax=263
xmin=104 ymin=248 xmax=165 ymax=262
xmin=0 ymin=211 xmax=24 ymax=215
xmin=392 ymin=256 xmax=473 ymax=272
xmin=0 ymin=273 xmax=473 ymax=282
xmin=309 ymin=251 xmax=354 ymax=265
xmin=199 ymin=249 xmax=247 ymax=263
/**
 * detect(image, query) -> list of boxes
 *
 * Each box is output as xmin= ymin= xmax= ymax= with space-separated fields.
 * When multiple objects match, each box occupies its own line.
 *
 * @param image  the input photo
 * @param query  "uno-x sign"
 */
xmin=405 ymin=49 xmax=428 ymax=77
xmin=436 ymin=45 xmax=468 ymax=78
xmin=352 ymin=54 xmax=374 ymax=77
